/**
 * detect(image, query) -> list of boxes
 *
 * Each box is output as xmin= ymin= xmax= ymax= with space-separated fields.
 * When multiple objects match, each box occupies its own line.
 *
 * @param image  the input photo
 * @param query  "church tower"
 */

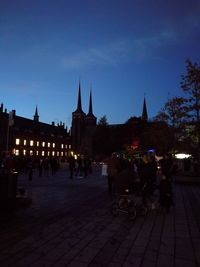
xmin=83 ymin=90 xmax=97 ymax=156
xmin=85 ymin=90 xmax=97 ymax=125
xmin=141 ymin=97 xmax=148 ymax=121
xmin=71 ymin=82 xmax=86 ymax=154
xmin=33 ymin=106 xmax=39 ymax=122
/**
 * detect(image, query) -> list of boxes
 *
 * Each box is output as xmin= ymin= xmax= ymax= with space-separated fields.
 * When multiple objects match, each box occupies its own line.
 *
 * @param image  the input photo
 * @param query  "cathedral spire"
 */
xmin=76 ymin=81 xmax=83 ymax=112
xmin=87 ymin=90 xmax=93 ymax=116
xmin=142 ymin=97 xmax=148 ymax=121
xmin=34 ymin=105 xmax=39 ymax=122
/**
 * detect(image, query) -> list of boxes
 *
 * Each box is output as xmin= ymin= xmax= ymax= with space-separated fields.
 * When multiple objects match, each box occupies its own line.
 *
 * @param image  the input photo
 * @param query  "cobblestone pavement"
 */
xmin=0 ymin=166 xmax=200 ymax=267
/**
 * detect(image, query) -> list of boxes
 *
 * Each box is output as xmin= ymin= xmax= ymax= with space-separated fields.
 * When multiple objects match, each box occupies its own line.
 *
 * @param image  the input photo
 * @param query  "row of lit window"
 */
xmin=13 ymin=149 xmax=69 ymax=157
xmin=15 ymin=139 xmax=71 ymax=149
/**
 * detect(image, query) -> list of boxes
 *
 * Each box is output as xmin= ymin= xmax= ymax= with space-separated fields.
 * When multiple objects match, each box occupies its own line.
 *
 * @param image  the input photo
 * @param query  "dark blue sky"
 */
xmin=0 ymin=0 xmax=200 ymax=128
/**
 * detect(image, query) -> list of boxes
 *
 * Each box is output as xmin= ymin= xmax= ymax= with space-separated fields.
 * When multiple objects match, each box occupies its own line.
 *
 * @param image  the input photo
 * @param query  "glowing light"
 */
xmin=175 ymin=153 xmax=191 ymax=159
xmin=15 ymin=138 xmax=20 ymax=145
xmin=30 ymin=140 xmax=34 ymax=146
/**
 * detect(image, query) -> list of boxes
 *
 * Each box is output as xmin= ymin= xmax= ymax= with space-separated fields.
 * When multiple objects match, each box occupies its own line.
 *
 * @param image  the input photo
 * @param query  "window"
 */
xmin=30 ymin=140 xmax=34 ymax=146
xmin=42 ymin=151 xmax=45 ymax=156
xmin=48 ymin=142 xmax=50 ymax=147
xmin=24 ymin=140 xmax=27 ymax=146
xmin=52 ymin=151 xmax=55 ymax=156
xmin=53 ymin=143 xmax=55 ymax=148
xmin=15 ymin=139 xmax=20 ymax=145
xmin=65 ymin=144 xmax=68 ymax=149
xmin=69 ymin=145 xmax=71 ymax=149
xmin=42 ymin=142 xmax=45 ymax=147
xmin=30 ymin=150 xmax=33 ymax=156
xmin=36 ymin=141 xmax=39 ymax=147
xmin=61 ymin=152 xmax=63 ymax=157
xmin=47 ymin=151 xmax=50 ymax=156
xmin=23 ymin=149 xmax=26 ymax=156
xmin=36 ymin=151 xmax=39 ymax=156
xmin=15 ymin=149 xmax=19 ymax=156
xmin=57 ymin=151 xmax=60 ymax=157
xmin=61 ymin=144 xmax=64 ymax=149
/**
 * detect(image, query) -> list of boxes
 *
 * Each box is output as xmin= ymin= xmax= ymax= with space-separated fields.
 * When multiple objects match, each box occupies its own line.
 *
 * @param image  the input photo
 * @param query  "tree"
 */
xmin=93 ymin=115 xmax=111 ymax=160
xmin=98 ymin=115 xmax=108 ymax=125
xmin=181 ymin=59 xmax=200 ymax=122
xmin=154 ymin=96 xmax=186 ymax=153
xmin=181 ymin=59 xmax=200 ymax=150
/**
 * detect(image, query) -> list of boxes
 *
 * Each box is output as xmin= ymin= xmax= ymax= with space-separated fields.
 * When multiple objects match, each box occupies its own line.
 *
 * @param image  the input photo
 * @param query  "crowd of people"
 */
xmin=104 ymin=152 xmax=175 ymax=213
xmin=0 ymin=151 xmax=93 ymax=181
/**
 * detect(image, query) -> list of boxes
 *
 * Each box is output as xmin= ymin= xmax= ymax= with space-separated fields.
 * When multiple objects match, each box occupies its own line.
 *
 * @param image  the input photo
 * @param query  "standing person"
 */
xmin=38 ymin=158 xmax=44 ymax=177
xmin=106 ymin=153 xmax=121 ymax=197
xmin=27 ymin=157 xmax=34 ymax=181
xmin=68 ymin=155 xmax=75 ymax=179
xmin=83 ymin=155 xmax=90 ymax=177
xmin=75 ymin=155 xmax=83 ymax=178
xmin=159 ymin=153 xmax=174 ymax=211
xmin=137 ymin=154 xmax=152 ymax=206
xmin=148 ymin=154 xmax=158 ymax=193
xmin=158 ymin=174 xmax=173 ymax=213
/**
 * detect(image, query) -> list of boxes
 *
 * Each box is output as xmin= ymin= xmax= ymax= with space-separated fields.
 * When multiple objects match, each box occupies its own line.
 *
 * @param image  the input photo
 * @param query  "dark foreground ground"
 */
xmin=0 ymin=165 xmax=200 ymax=267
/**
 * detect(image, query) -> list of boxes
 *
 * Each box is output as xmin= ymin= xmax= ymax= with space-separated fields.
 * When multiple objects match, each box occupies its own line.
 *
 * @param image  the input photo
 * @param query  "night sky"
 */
xmin=0 ymin=0 xmax=200 ymax=128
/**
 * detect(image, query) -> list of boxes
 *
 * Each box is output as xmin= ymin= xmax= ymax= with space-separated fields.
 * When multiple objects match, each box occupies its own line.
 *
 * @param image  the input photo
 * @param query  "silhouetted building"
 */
xmin=71 ymin=83 xmax=97 ymax=156
xmin=0 ymin=84 xmax=149 ymax=159
xmin=0 ymin=104 xmax=71 ymax=158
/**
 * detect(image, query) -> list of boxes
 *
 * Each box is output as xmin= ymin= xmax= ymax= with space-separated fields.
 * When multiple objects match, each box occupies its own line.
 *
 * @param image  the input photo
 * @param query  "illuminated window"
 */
xmin=30 ymin=150 xmax=33 ymax=156
xmin=36 ymin=141 xmax=39 ymax=147
xmin=36 ymin=151 xmax=39 ymax=156
xmin=61 ymin=144 xmax=64 ymax=149
xmin=23 ymin=149 xmax=26 ymax=156
xmin=42 ymin=151 xmax=45 ymax=156
xmin=53 ymin=143 xmax=55 ymax=148
xmin=61 ymin=152 xmax=63 ymax=156
xmin=65 ymin=152 xmax=68 ymax=156
xmin=24 ymin=140 xmax=27 ymax=146
xmin=52 ymin=151 xmax=55 ymax=156
xmin=15 ymin=139 xmax=20 ymax=145
xmin=48 ymin=142 xmax=50 ymax=147
xmin=30 ymin=140 xmax=34 ymax=146
xmin=57 ymin=151 xmax=60 ymax=157
xmin=47 ymin=151 xmax=50 ymax=156
xmin=65 ymin=144 xmax=68 ymax=149
xmin=15 ymin=149 xmax=19 ymax=156
xmin=69 ymin=145 xmax=71 ymax=149
xmin=42 ymin=142 xmax=45 ymax=147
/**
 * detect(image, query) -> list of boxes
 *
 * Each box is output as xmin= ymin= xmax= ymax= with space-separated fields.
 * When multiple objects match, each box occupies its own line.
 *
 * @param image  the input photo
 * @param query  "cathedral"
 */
xmin=71 ymin=83 xmax=148 ymax=158
xmin=0 ymin=82 xmax=148 ymax=159
xmin=71 ymin=82 xmax=97 ymax=156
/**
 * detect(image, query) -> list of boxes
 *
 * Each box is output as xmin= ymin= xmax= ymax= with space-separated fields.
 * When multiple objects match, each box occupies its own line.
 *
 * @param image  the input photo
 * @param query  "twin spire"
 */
xmin=75 ymin=82 xmax=94 ymax=117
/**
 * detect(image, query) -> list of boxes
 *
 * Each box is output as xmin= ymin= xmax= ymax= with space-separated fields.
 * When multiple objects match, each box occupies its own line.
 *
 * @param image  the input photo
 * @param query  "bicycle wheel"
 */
xmin=111 ymin=202 xmax=119 ymax=216
xmin=128 ymin=205 xmax=137 ymax=221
